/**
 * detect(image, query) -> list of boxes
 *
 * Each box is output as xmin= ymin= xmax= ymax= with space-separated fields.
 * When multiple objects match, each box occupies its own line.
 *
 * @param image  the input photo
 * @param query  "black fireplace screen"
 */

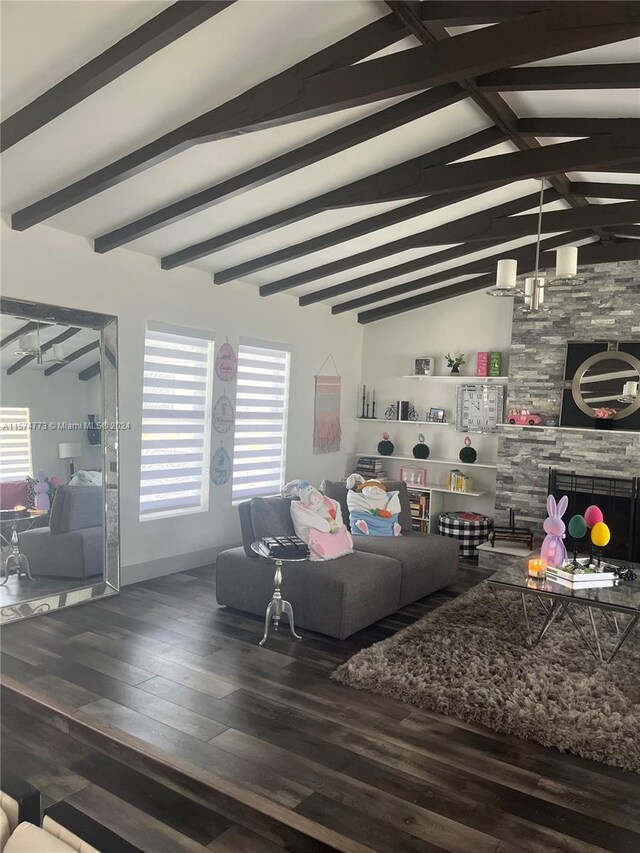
xmin=548 ymin=469 xmax=639 ymax=562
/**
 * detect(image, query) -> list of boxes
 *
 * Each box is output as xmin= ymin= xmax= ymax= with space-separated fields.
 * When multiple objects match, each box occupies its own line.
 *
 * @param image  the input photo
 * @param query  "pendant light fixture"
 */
xmin=14 ymin=321 xmax=69 ymax=365
xmin=486 ymin=258 xmax=522 ymax=297
xmin=519 ymin=179 xmax=548 ymax=314
xmin=552 ymin=245 xmax=586 ymax=286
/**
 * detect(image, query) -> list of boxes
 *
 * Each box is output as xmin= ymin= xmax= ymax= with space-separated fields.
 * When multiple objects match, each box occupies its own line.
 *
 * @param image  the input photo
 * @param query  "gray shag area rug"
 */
xmin=333 ymin=583 xmax=640 ymax=772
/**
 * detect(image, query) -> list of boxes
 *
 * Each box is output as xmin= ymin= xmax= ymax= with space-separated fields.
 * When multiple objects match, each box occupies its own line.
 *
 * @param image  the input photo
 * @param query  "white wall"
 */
xmin=358 ymin=290 xmax=513 ymax=519
xmin=1 ymin=220 xmax=363 ymax=582
xmin=1 ymin=367 xmax=101 ymax=480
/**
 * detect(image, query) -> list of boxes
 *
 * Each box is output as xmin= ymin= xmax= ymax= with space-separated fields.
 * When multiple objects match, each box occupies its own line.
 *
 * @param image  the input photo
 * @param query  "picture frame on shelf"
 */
xmin=414 ymin=356 xmax=434 ymax=376
xmin=400 ymin=466 xmax=427 ymax=487
xmin=428 ymin=407 xmax=446 ymax=423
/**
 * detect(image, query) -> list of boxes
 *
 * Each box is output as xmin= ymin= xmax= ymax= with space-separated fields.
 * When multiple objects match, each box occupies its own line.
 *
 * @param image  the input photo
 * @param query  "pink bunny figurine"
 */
xmin=34 ymin=469 xmax=50 ymax=512
xmin=541 ymin=494 xmax=568 ymax=568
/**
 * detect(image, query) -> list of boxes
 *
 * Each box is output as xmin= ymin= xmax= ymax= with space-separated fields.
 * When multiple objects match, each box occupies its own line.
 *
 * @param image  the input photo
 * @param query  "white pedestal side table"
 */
xmin=251 ymin=541 xmax=304 ymax=646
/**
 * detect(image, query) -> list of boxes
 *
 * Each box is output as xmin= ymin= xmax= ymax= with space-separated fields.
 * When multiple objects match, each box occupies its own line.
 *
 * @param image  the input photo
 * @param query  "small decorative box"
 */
xmin=476 ymin=352 xmax=488 ymax=376
xmin=400 ymin=466 xmax=427 ymax=487
xmin=489 ymin=351 xmax=502 ymax=377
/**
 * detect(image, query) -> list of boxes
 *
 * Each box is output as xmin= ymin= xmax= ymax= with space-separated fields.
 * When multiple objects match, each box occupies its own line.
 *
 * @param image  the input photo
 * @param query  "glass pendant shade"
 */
xmin=16 ymin=333 xmax=38 ymax=353
xmin=486 ymin=259 xmax=521 ymax=296
xmin=553 ymin=246 xmax=585 ymax=285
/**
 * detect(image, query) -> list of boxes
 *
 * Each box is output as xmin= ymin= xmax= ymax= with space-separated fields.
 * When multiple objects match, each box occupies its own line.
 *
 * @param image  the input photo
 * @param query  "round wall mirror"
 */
xmin=572 ymin=351 xmax=640 ymax=420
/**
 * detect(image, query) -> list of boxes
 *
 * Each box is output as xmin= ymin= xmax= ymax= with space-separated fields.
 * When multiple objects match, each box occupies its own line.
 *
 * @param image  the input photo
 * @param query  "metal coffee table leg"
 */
xmin=259 ymin=560 xmax=301 ymax=645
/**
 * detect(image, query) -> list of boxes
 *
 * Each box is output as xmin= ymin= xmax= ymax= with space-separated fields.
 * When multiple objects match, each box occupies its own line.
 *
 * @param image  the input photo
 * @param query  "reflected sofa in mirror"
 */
xmin=0 ymin=297 xmax=119 ymax=623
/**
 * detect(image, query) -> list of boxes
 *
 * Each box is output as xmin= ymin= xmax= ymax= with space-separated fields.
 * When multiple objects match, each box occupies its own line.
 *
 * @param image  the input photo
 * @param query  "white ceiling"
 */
xmin=1 ymin=1 xmax=638 ymax=318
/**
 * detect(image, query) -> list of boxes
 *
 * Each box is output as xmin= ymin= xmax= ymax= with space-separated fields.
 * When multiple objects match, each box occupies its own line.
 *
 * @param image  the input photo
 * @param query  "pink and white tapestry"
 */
xmin=314 ymin=375 xmax=341 ymax=454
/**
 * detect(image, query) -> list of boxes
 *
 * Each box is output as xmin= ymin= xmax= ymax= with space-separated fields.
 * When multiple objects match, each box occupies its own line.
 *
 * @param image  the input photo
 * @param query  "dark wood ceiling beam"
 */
xmin=357 ymin=239 xmax=640 ymax=322
xmin=0 ymin=321 xmax=51 ymax=349
xmin=10 ymin=14 xmax=406 ymax=231
xmin=13 ymin=2 xmax=639 ymax=230
xmin=0 ymin=2 xmax=236 ymax=153
xmin=417 ymin=1 xmax=550 ymax=26
xmin=386 ymin=1 xmax=618 ymax=245
xmin=43 ymin=340 xmax=100 ymax=376
xmin=602 ymin=224 xmax=640 ymax=239
xmin=79 ymin=362 xmax=101 ymax=381
xmin=332 ymin=231 xmax=591 ymax=314
xmin=208 ymin=132 xmax=637 ymax=283
xmin=516 ymin=117 xmax=640 ymax=137
xmin=206 ymin=127 xmax=505 ymax=283
xmin=164 ymin=124 xmax=503 ymax=271
xmin=570 ymin=181 xmax=640 ymax=200
xmin=6 ymin=328 xmax=80 ymax=375
xmin=276 ymin=188 xmax=561 ymax=302
xmin=94 ymin=87 xmax=465 ymax=253
xmin=476 ymin=63 xmax=640 ymax=91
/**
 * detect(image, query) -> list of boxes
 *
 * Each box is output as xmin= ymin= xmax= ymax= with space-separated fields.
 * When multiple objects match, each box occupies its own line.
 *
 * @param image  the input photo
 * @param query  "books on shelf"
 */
xmin=448 ymin=468 xmax=472 ymax=493
xmin=355 ymin=456 xmax=387 ymax=479
xmin=408 ymin=490 xmax=430 ymax=534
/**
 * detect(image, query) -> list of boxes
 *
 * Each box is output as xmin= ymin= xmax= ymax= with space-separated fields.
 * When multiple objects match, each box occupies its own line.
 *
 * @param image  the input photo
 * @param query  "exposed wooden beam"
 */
xmin=602 ymin=224 xmax=640 ymax=239
xmin=205 ymin=127 xmax=506 ymax=282
xmin=79 ymin=362 xmax=101 ymax=381
xmin=6 ymin=328 xmax=80 ymax=375
xmin=12 ymin=2 xmax=639 ymax=230
xmin=357 ymin=239 xmax=640 ymax=323
xmin=94 ymin=86 xmax=465 ymax=253
xmin=195 ymin=132 xmax=637 ymax=279
xmin=274 ymin=188 xmax=561 ymax=302
xmin=332 ymin=232 xmax=590 ymax=314
xmin=417 ymin=1 xmax=550 ymax=26
xmin=570 ymin=181 xmax=640 ymax=200
xmin=386 ymin=1 xmax=619 ymax=246
xmin=0 ymin=2 xmax=236 ymax=152
xmin=43 ymin=340 xmax=100 ymax=376
xmin=476 ymin=63 xmax=640 ymax=91
xmin=516 ymin=117 xmax=640 ymax=137
xmin=0 ymin=321 xmax=51 ymax=350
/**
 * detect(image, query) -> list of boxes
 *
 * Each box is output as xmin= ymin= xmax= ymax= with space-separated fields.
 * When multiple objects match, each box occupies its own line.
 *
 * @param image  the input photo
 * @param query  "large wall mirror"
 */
xmin=561 ymin=341 xmax=640 ymax=429
xmin=0 ymin=297 xmax=119 ymax=623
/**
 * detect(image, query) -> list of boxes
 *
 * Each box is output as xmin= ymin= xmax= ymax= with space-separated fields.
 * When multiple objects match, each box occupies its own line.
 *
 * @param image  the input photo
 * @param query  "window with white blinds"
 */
xmin=232 ymin=340 xmax=291 ymax=502
xmin=0 ymin=407 xmax=32 ymax=482
xmin=139 ymin=324 xmax=214 ymax=519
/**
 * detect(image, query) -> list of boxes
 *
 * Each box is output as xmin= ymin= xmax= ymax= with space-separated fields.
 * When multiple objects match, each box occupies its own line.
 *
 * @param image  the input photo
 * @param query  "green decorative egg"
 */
xmin=567 ymin=514 xmax=587 ymax=539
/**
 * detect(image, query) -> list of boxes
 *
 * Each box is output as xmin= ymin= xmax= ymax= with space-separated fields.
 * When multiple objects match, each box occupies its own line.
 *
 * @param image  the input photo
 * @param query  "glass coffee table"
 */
xmin=486 ymin=564 xmax=639 ymax=663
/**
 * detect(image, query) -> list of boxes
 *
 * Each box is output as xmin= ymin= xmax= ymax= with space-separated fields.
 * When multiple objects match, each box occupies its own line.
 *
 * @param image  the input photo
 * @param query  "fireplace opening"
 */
xmin=548 ymin=469 xmax=639 ymax=563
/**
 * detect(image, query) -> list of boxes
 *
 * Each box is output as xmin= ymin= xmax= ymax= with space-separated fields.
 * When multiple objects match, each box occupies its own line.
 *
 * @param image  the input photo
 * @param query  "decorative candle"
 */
xmin=556 ymin=246 xmax=578 ymax=278
xmin=366 ymin=391 xmax=370 ymax=405
xmin=528 ymin=557 xmax=547 ymax=579
xmin=496 ymin=259 xmax=517 ymax=289
xmin=372 ymin=389 xmax=376 ymax=403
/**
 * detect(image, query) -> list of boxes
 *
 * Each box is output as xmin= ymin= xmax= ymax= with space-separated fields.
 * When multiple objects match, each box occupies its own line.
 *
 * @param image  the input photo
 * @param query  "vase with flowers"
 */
xmin=594 ymin=407 xmax=616 ymax=430
xmin=445 ymin=353 xmax=466 ymax=375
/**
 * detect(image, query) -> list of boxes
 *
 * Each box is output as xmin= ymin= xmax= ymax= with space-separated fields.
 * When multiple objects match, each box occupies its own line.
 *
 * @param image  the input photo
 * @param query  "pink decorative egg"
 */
xmin=584 ymin=505 xmax=604 ymax=529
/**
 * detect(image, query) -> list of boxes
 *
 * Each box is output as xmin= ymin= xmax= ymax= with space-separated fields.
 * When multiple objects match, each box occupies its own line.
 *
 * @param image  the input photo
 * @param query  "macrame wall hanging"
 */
xmin=314 ymin=354 xmax=341 ymax=455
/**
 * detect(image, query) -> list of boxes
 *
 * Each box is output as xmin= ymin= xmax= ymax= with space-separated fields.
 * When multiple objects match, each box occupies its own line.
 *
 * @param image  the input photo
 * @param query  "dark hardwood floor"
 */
xmin=1 ymin=559 xmax=639 ymax=853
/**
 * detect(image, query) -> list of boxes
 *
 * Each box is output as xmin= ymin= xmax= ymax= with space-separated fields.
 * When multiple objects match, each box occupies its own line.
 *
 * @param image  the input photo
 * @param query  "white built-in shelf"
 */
xmin=408 ymin=485 xmax=486 ymax=498
xmin=355 ymin=417 xmax=451 ymax=427
xmin=354 ymin=452 xmax=497 ymax=470
xmin=401 ymin=375 xmax=508 ymax=383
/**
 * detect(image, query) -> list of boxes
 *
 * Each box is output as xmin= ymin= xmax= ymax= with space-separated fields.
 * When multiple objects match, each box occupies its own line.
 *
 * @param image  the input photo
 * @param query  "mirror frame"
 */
xmin=572 ymin=350 xmax=640 ymax=421
xmin=0 ymin=297 xmax=120 ymax=623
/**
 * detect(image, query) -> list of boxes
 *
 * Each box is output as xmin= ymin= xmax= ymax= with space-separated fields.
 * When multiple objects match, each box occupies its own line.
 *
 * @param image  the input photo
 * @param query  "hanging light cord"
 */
xmin=533 ymin=177 xmax=545 ymax=285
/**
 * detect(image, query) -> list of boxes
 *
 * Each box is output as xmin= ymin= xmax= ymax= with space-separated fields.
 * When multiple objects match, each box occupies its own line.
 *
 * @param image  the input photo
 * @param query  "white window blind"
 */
xmin=139 ymin=325 xmax=213 ymax=519
xmin=232 ymin=340 xmax=291 ymax=502
xmin=0 ymin=407 xmax=32 ymax=482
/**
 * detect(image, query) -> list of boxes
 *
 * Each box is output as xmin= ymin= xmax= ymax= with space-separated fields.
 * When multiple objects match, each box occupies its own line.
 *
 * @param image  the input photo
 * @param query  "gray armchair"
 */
xmin=19 ymin=486 xmax=103 ymax=579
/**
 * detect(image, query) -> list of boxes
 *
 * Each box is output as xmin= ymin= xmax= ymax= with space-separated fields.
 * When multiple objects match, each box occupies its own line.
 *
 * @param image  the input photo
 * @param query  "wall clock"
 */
xmin=455 ymin=384 xmax=505 ymax=433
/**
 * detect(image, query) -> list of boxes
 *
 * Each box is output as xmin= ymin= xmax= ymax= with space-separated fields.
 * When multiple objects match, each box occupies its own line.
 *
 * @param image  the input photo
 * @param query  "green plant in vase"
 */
xmin=445 ymin=353 xmax=465 ymax=375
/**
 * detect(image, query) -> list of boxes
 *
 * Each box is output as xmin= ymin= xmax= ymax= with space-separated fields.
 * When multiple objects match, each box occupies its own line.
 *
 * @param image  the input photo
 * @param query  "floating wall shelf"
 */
xmin=355 ymin=418 xmax=451 ymax=427
xmin=353 ymin=452 xmax=497 ymax=470
xmin=401 ymin=375 xmax=508 ymax=383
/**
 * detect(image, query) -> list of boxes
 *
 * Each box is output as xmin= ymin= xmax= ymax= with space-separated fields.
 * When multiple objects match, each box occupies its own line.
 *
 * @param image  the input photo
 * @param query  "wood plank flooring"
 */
xmin=1 ymin=560 xmax=639 ymax=853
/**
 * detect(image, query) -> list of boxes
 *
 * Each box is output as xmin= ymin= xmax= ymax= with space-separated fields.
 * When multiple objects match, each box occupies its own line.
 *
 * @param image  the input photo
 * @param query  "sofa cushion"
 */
xmin=5 ymin=823 xmax=76 ymax=853
xmin=250 ymin=496 xmax=296 ymax=542
xmin=0 ymin=807 xmax=9 ymax=853
xmin=50 ymin=487 xmax=102 ymax=535
xmin=353 ymin=531 xmax=459 ymax=607
xmin=0 ymin=480 xmax=28 ymax=511
xmin=216 ymin=547 xmax=401 ymax=639
xmin=322 ymin=479 xmax=412 ymax=532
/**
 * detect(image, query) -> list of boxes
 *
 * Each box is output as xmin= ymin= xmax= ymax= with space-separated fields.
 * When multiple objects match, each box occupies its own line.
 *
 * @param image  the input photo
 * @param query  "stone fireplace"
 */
xmin=484 ymin=258 xmax=640 ymax=566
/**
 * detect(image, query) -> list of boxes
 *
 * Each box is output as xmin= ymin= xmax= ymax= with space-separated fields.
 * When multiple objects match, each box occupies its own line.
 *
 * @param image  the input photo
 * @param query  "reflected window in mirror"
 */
xmin=0 ymin=406 xmax=33 ymax=484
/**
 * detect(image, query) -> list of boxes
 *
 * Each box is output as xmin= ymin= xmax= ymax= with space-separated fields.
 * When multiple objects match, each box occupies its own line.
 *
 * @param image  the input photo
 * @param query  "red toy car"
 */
xmin=508 ymin=409 xmax=542 ymax=426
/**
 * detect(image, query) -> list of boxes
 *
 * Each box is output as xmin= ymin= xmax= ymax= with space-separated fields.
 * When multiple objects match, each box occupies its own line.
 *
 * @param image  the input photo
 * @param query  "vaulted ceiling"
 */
xmin=1 ymin=1 xmax=639 ymax=324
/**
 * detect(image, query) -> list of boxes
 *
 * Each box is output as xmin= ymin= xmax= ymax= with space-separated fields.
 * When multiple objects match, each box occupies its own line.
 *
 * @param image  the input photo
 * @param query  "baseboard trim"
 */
xmin=122 ymin=542 xmax=240 ymax=585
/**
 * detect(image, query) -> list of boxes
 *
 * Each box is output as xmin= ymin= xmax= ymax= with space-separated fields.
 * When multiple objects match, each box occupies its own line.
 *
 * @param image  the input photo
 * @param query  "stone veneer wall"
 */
xmin=493 ymin=259 xmax=640 ymax=530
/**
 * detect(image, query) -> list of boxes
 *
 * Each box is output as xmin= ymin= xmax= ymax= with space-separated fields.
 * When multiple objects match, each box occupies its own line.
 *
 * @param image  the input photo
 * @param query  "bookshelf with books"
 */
xmin=409 ymin=490 xmax=430 ymax=534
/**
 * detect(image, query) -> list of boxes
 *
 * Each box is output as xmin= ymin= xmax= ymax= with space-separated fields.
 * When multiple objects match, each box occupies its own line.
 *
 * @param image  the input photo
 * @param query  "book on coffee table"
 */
xmin=546 ymin=566 xmax=618 ymax=586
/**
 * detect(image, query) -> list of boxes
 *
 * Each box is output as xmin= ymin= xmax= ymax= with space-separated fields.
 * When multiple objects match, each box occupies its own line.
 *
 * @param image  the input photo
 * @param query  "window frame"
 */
xmin=232 ymin=337 xmax=292 ymax=505
xmin=138 ymin=321 xmax=214 ymax=522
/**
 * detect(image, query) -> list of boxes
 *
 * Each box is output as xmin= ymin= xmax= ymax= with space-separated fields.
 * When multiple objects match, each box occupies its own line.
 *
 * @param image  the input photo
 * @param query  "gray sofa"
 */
xmin=19 ymin=485 xmax=103 ymax=579
xmin=216 ymin=480 xmax=459 ymax=639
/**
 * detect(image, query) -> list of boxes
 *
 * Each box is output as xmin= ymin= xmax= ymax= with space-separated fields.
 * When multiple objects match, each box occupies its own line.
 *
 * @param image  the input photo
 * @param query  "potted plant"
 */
xmin=594 ymin=407 xmax=616 ymax=430
xmin=445 ymin=353 xmax=466 ymax=375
